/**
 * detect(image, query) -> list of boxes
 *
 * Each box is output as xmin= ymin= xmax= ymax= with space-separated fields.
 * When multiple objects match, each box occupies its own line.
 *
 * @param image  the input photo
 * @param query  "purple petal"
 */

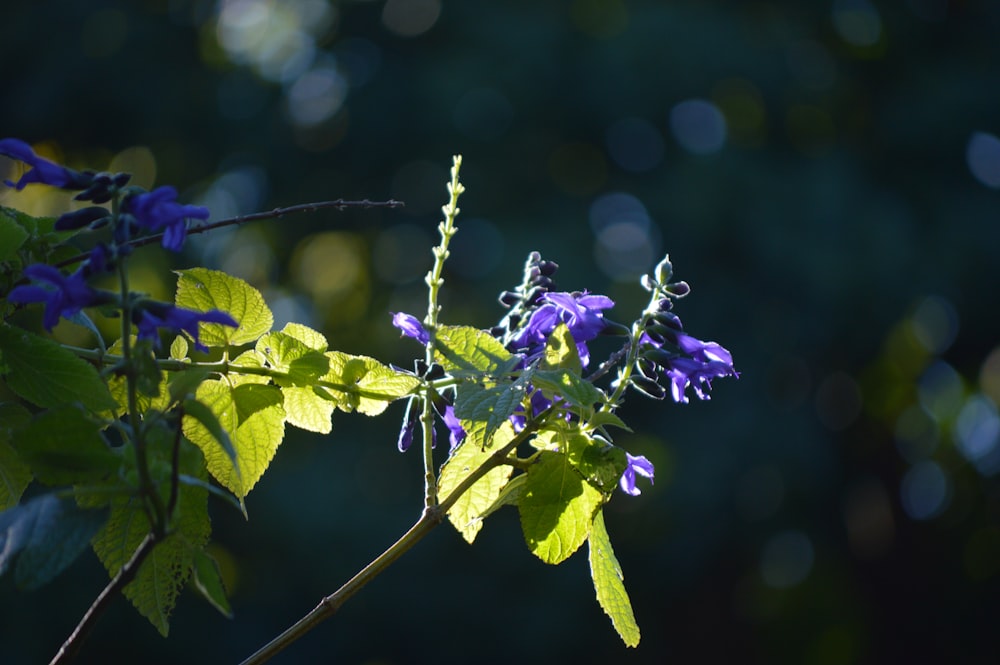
xmin=391 ymin=312 xmax=430 ymax=345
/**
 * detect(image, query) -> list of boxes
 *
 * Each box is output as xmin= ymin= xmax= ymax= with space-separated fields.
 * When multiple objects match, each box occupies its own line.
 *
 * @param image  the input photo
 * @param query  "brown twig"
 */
xmin=54 ymin=198 xmax=405 ymax=270
xmin=49 ymin=533 xmax=159 ymax=665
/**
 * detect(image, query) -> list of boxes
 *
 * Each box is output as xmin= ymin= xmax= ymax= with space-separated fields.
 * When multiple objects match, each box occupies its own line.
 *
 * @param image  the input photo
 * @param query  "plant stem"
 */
xmin=49 ymin=533 xmax=158 ymax=665
xmin=239 ymin=416 xmax=543 ymax=665
xmin=420 ymin=155 xmax=465 ymax=508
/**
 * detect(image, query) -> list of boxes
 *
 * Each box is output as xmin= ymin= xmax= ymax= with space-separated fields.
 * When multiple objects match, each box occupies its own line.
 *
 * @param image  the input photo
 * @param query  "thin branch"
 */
xmin=238 ymin=416 xmax=545 ymax=665
xmin=54 ymin=198 xmax=405 ymax=270
xmin=49 ymin=533 xmax=158 ymax=665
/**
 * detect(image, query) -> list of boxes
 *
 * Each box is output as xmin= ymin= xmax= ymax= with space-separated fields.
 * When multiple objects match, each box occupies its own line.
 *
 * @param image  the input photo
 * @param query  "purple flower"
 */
xmin=619 ymin=453 xmax=655 ymax=496
xmin=639 ymin=330 xmax=738 ymax=403
xmin=391 ymin=312 xmax=430 ymax=345
xmin=674 ymin=332 xmax=733 ymax=367
xmin=397 ymin=398 xmax=418 ymax=452
xmin=134 ymin=302 xmax=237 ymax=352
xmin=509 ymin=291 xmax=614 ymax=367
xmin=0 ymin=138 xmax=92 ymax=191
xmin=7 ymin=264 xmax=106 ymax=330
xmin=442 ymin=404 xmax=467 ymax=452
xmin=124 ymin=186 xmax=209 ymax=252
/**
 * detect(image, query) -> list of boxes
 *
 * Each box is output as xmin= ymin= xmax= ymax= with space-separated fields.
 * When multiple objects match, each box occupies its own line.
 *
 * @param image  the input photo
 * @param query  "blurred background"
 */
xmin=2 ymin=0 xmax=1000 ymax=663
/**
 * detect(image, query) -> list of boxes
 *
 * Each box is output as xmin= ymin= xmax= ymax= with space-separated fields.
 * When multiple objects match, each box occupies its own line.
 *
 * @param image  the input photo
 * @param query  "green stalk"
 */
xmin=114 ymin=201 xmax=167 ymax=535
xmin=420 ymin=155 xmax=465 ymax=508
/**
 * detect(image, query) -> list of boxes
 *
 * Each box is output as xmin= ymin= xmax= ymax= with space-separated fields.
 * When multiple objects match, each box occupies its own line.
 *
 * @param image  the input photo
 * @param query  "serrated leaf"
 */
xmin=183 ymin=381 xmax=285 ymax=499
xmin=228 ymin=349 xmax=270 ymax=386
xmin=91 ymin=442 xmax=210 ymax=636
xmin=589 ymin=509 xmax=641 ymax=647
xmin=518 ymin=451 xmax=603 ymax=564
xmin=454 ymin=380 xmax=527 ymax=448
xmin=0 ymin=494 xmax=108 ymax=589
xmin=541 ymin=323 xmax=582 ymax=374
xmin=105 ymin=337 xmax=169 ymax=415
xmin=587 ymin=410 xmax=633 ymax=434
xmin=0 ymin=324 xmax=116 ymax=412
xmin=279 ymin=322 xmax=327 ymax=351
xmin=11 ymin=406 xmax=120 ymax=485
xmin=438 ymin=421 xmax=515 ymax=543
xmin=564 ymin=431 xmax=629 ymax=493
xmin=175 ymin=268 xmax=272 ymax=347
xmin=531 ymin=369 xmax=605 ymax=411
xmin=433 ymin=325 xmax=514 ymax=376
xmin=183 ymin=397 xmax=238 ymax=474
xmin=191 ymin=548 xmax=233 ymax=618
xmin=323 ymin=352 xmax=420 ymax=415
xmin=0 ymin=440 xmax=31 ymax=510
xmin=475 ymin=472 xmax=527 ymax=523
xmin=0 ymin=207 xmax=31 ymax=261
xmin=257 ymin=332 xmax=329 ymax=385
xmin=282 ymin=386 xmax=334 ymax=433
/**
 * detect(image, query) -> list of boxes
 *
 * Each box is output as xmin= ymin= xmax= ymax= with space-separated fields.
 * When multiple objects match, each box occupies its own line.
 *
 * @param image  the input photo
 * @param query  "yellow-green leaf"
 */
xmin=175 ymin=268 xmax=272 ymax=347
xmin=589 ymin=508 xmax=641 ymax=647
xmin=438 ymin=420 xmax=515 ymax=543
xmin=518 ymin=451 xmax=603 ymax=564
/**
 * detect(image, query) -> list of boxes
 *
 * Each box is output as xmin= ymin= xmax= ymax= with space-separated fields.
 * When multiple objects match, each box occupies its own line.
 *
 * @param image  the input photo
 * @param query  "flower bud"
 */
xmin=665 ymin=280 xmax=690 ymax=297
xmin=654 ymin=255 xmax=673 ymax=285
xmin=54 ymin=206 xmax=111 ymax=230
xmin=631 ymin=375 xmax=666 ymax=400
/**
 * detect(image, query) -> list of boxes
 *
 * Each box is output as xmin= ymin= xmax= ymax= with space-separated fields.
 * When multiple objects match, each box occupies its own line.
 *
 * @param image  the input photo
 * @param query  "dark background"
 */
xmin=3 ymin=1 xmax=1000 ymax=663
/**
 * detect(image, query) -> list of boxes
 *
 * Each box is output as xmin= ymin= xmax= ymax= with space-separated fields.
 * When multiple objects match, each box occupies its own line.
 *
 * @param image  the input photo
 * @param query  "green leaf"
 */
xmin=433 ymin=325 xmax=514 ymax=376
xmin=0 ymin=207 xmax=31 ymax=261
xmin=168 ymin=368 xmax=211 ymax=404
xmin=589 ymin=509 xmax=641 ymax=647
xmin=228 ymin=349 xmax=271 ymax=386
xmin=182 ymin=397 xmax=238 ymax=475
xmin=0 ymin=402 xmax=33 ymax=510
xmin=190 ymin=548 xmax=233 ymax=618
xmin=11 ymin=406 xmax=120 ymax=485
xmin=0 ymin=441 xmax=31 ymax=510
xmin=183 ymin=380 xmax=285 ymax=499
xmin=438 ymin=421 xmax=515 ymax=543
xmin=0 ymin=324 xmax=116 ymax=412
xmin=323 ymin=352 xmax=420 ymax=415
xmin=569 ymin=437 xmax=629 ymax=493
xmin=175 ymin=267 xmax=273 ymax=347
xmin=541 ymin=323 xmax=582 ymax=374
xmin=257 ymin=332 xmax=329 ymax=385
xmin=170 ymin=335 xmax=189 ymax=360
xmin=91 ymin=441 xmax=210 ymax=636
xmin=531 ymin=369 xmax=606 ymax=411
xmin=454 ymin=379 xmax=528 ymax=449
xmin=282 ymin=386 xmax=334 ymax=433
xmin=587 ymin=410 xmax=633 ymax=434
xmin=518 ymin=451 xmax=603 ymax=565
xmin=0 ymin=494 xmax=108 ymax=590
xmin=279 ymin=322 xmax=327 ymax=351
xmin=475 ymin=472 xmax=527 ymax=522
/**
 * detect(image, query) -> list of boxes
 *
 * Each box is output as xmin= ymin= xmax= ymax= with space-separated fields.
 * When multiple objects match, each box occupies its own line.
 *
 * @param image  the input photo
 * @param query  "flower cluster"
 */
xmin=391 ymin=252 xmax=668 ymax=497
xmin=628 ymin=258 xmax=739 ymax=404
xmin=2 ymin=138 xmax=235 ymax=348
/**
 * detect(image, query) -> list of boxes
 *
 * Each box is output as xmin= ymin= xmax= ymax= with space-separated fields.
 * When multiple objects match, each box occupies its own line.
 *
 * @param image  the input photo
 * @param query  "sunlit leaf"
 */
xmin=175 ymin=267 xmax=272 ymax=347
xmin=433 ymin=325 xmax=514 ymax=376
xmin=541 ymin=323 xmax=582 ymax=374
xmin=438 ymin=420 xmax=515 ymax=543
xmin=323 ymin=352 xmax=420 ymax=416
xmin=518 ymin=451 xmax=602 ymax=564
xmin=589 ymin=508 xmax=640 ymax=647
